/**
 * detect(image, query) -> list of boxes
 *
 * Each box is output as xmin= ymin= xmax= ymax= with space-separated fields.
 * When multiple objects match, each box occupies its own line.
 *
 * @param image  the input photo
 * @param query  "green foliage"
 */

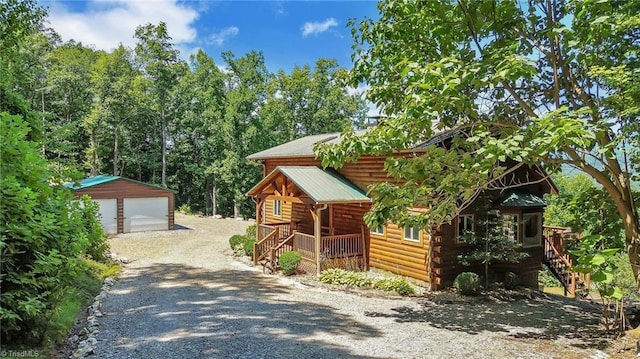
xmin=0 ymin=114 xmax=106 ymax=345
xmin=372 ymin=277 xmax=415 ymax=296
xmin=319 ymin=268 xmax=415 ymax=296
xmin=278 ymin=251 xmax=302 ymax=275
xmin=76 ymin=195 xmax=109 ymax=262
xmin=538 ymin=267 xmax=562 ymax=289
xmin=544 ymin=174 xmax=631 ymax=249
xmin=243 ymin=239 xmax=256 ymax=257
xmin=245 ymin=224 xmax=256 ymax=239
xmin=319 ymin=268 xmax=374 ymax=287
xmin=570 ymin=235 xmax=624 ymax=301
xmin=177 ymin=203 xmax=193 ymax=215
xmin=610 ymin=253 xmax=640 ymax=300
xmin=503 ymin=272 xmax=519 ymax=290
xmin=316 ymin=0 xmax=640 ymax=286
xmin=39 ymin=258 xmax=120 ymax=348
xmin=457 ymin=202 xmax=529 ymax=288
xmin=454 ymin=272 xmax=481 ymax=296
xmin=229 ymin=234 xmax=246 ymax=250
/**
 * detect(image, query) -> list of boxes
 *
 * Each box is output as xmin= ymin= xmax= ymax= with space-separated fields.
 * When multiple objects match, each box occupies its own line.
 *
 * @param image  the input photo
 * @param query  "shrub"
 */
xmin=503 ymin=271 xmax=519 ymax=290
xmin=243 ymin=239 xmax=256 ymax=257
xmin=278 ymin=251 xmax=301 ymax=275
xmin=76 ymin=195 xmax=109 ymax=262
xmin=454 ymin=272 xmax=481 ymax=295
xmin=538 ymin=267 xmax=561 ymax=289
xmin=319 ymin=268 xmax=415 ymax=296
xmin=319 ymin=268 xmax=374 ymax=287
xmin=229 ymin=234 xmax=246 ymax=250
xmin=177 ymin=203 xmax=192 ymax=214
xmin=373 ymin=277 xmax=415 ymax=296
xmin=245 ymin=224 xmax=256 ymax=239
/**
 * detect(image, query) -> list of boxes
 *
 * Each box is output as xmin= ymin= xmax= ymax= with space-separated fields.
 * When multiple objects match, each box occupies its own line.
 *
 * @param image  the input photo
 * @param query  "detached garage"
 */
xmin=68 ymin=175 xmax=175 ymax=234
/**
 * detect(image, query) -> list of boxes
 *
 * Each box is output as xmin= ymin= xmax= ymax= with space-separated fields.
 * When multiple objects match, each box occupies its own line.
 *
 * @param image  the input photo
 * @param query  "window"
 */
xmin=502 ymin=214 xmax=519 ymax=241
xmin=523 ymin=213 xmax=542 ymax=247
xmin=273 ymin=199 xmax=282 ymax=217
xmin=403 ymin=225 xmax=421 ymax=242
xmin=370 ymin=224 xmax=384 ymax=236
xmin=456 ymin=214 xmax=474 ymax=238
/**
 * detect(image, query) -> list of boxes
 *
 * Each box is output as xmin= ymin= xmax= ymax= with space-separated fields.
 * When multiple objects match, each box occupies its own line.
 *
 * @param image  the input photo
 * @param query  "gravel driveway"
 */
xmin=92 ymin=213 xmax=606 ymax=359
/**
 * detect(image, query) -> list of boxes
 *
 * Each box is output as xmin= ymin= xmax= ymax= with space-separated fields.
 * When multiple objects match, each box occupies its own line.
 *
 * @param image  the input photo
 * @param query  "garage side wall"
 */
xmin=74 ymin=179 xmax=175 ymax=233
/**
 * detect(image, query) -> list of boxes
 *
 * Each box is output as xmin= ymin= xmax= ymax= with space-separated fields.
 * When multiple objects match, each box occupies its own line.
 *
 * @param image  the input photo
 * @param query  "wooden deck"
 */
xmin=254 ymin=222 xmax=365 ymax=273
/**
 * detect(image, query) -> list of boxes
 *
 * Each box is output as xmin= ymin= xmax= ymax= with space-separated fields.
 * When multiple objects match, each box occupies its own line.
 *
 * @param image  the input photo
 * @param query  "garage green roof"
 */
xmin=66 ymin=175 xmax=175 ymax=192
xmin=66 ymin=175 xmax=120 ymax=190
xmin=248 ymin=166 xmax=371 ymax=204
xmin=496 ymin=190 xmax=547 ymax=207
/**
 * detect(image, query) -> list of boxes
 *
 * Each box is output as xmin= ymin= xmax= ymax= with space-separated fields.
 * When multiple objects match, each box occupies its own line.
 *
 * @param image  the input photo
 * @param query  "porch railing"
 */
xmin=321 ymin=233 xmax=363 ymax=258
xmin=293 ymin=232 xmax=315 ymax=261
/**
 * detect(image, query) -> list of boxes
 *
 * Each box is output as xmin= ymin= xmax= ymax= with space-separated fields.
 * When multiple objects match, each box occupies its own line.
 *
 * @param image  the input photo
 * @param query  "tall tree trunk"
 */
xmin=113 ymin=128 xmax=119 ymax=176
xmin=234 ymin=199 xmax=239 ymax=219
xmin=211 ymin=182 xmax=217 ymax=217
xmin=161 ymin=111 xmax=167 ymax=187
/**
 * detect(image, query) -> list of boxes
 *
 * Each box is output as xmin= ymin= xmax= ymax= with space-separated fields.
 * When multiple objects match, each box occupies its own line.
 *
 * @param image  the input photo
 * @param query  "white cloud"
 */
xmin=46 ymin=0 xmax=199 ymax=51
xmin=301 ymin=18 xmax=338 ymax=37
xmin=207 ymin=27 xmax=239 ymax=46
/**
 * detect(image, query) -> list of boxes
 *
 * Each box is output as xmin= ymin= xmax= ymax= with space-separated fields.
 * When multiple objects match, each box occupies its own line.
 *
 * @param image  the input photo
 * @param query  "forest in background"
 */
xmin=2 ymin=9 xmax=367 ymax=218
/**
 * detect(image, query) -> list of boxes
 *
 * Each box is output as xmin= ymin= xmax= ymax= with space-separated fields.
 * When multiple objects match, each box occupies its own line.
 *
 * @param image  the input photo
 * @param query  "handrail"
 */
xmin=254 ymin=227 xmax=279 ymax=264
xmin=270 ymin=233 xmax=295 ymax=264
xmin=543 ymin=233 xmax=572 ymax=270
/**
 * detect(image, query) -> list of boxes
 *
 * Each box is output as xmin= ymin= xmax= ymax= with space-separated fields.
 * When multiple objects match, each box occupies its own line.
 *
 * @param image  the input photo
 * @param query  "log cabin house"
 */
xmin=247 ymin=130 xmax=575 ymax=290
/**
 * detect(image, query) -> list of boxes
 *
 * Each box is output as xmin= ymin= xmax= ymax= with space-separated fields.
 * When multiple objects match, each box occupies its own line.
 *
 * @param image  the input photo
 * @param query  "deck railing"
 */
xmin=293 ymin=232 xmax=315 ymax=261
xmin=321 ymin=233 xmax=363 ymax=258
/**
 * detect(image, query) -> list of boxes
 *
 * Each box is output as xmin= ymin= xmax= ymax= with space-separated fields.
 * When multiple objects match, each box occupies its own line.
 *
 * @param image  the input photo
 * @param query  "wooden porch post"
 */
xmin=313 ymin=204 xmax=327 ymax=276
xmin=254 ymin=198 xmax=263 ymax=265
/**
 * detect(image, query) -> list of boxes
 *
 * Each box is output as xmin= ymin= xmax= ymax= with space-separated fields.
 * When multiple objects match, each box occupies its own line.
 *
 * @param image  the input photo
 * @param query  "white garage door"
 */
xmin=123 ymin=197 xmax=169 ymax=233
xmin=95 ymin=199 xmax=118 ymax=234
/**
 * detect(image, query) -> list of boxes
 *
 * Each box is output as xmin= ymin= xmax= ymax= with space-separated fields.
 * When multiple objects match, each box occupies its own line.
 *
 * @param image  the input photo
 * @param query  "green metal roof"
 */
xmin=66 ymin=175 xmax=175 ymax=193
xmin=66 ymin=175 xmax=120 ymax=190
xmin=248 ymin=166 xmax=371 ymax=204
xmin=496 ymin=189 xmax=547 ymax=207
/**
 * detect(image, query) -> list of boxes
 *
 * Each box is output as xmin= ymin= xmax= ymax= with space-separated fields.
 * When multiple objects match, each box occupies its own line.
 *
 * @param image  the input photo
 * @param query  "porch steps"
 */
xmin=542 ymin=228 xmax=590 ymax=297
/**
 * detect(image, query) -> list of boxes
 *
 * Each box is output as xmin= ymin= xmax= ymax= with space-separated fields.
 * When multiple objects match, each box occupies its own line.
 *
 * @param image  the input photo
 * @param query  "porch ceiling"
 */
xmin=247 ymin=166 xmax=371 ymax=204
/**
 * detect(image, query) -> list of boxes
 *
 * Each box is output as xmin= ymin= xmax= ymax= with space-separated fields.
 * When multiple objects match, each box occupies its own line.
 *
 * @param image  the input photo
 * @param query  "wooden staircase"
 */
xmin=542 ymin=226 xmax=591 ymax=297
xmin=253 ymin=224 xmax=294 ymax=273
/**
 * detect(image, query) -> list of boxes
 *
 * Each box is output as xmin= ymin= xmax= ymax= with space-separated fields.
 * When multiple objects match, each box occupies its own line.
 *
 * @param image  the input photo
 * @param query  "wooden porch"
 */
xmin=253 ymin=222 xmax=366 ymax=274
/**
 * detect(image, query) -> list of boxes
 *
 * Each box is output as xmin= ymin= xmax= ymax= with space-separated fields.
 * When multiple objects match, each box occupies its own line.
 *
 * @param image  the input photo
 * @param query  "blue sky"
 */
xmin=40 ymin=0 xmax=380 ymax=73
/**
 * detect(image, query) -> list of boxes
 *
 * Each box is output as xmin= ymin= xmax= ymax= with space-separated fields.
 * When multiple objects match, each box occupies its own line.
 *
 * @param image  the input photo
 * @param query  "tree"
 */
xmin=457 ymin=199 xmax=529 ymax=288
xmin=317 ymin=0 xmax=640 ymax=286
xmin=219 ymin=51 xmax=270 ymax=217
xmin=0 ymin=0 xmax=47 ymax=128
xmin=261 ymin=58 xmax=367 ymax=145
xmin=168 ymin=50 xmax=226 ymax=215
xmin=134 ymin=22 xmax=185 ymax=187
xmin=85 ymin=45 xmax=138 ymax=176
xmin=43 ymin=41 xmax=97 ymax=172
xmin=544 ymin=174 xmax=639 ymax=249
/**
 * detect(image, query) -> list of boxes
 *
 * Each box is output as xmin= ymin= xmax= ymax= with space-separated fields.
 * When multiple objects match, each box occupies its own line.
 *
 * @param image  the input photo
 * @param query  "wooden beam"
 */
xmin=266 ymin=195 xmax=306 ymax=204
